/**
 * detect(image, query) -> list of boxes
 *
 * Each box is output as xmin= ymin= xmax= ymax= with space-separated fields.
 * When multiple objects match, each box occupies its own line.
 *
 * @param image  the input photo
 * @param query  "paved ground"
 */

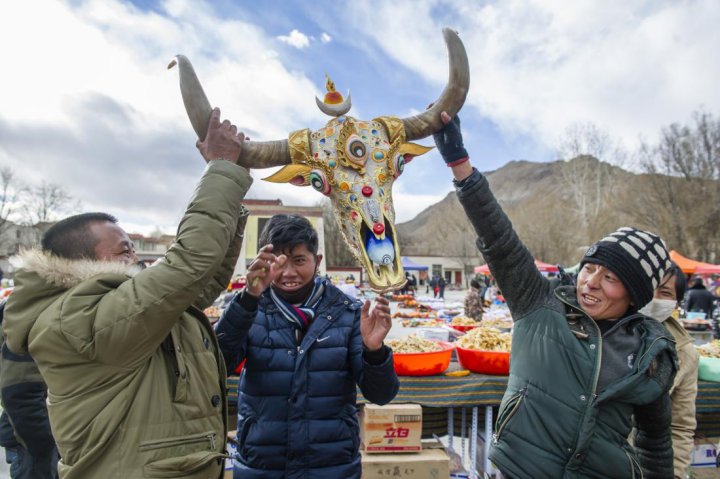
xmin=0 ymin=288 xmax=470 ymax=478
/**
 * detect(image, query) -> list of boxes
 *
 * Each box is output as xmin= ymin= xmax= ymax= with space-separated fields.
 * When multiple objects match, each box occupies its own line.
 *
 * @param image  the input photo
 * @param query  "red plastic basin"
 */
xmin=456 ymin=346 xmax=510 ymax=375
xmin=391 ymin=341 xmax=454 ymax=376
xmin=450 ymin=324 xmax=480 ymax=333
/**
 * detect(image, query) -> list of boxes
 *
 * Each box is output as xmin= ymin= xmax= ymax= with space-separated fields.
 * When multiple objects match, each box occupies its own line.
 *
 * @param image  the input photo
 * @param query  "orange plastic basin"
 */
xmin=456 ymin=346 xmax=510 ymax=375
xmin=391 ymin=341 xmax=454 ymax=376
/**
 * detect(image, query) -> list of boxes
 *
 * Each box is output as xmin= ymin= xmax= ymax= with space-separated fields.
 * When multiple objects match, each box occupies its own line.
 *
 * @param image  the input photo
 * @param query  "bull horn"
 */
xmin=168 ymin=55 xmax=292 ymax=168
xmin=401 ymin=28 xmax=470 ymax=141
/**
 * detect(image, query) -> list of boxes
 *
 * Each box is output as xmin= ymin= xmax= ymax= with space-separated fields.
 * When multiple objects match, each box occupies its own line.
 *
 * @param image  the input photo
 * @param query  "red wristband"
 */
xmin=446 ymin=156 xmax=469 ymax=167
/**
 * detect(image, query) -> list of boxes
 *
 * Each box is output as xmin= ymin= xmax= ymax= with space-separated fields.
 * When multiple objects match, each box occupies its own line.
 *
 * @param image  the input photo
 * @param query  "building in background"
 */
xmin=128 ymin=233 xmax=168 ymax=264
xmin=402 ymin=255 xmax=466 ymax=286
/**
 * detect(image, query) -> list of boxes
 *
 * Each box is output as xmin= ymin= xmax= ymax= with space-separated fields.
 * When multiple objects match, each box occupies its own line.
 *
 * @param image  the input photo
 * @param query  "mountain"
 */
xmin=395 ymin=157 xmax=641 ymax=266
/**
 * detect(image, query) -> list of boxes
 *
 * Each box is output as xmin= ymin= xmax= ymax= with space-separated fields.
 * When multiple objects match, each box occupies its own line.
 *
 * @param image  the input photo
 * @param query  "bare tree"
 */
xmin=21 ymin=181 xmax=79 ymax=241
xmin=631 ymin=109 xmax=720 ymax=262
xmin=0 ymin=167 xmax=24 ymax=250
xmin=445 ymin=234 xmax=482 ymax=287
xmin=558 ymin=122 xmax=628 ymax=245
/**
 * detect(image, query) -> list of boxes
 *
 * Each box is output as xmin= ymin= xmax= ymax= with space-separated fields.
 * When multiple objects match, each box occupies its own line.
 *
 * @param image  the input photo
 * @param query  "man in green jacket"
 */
xmin=433 ymin=111 xmax=677 ymax=478
xmin=3 ymin=108 xmax=252 ymax=479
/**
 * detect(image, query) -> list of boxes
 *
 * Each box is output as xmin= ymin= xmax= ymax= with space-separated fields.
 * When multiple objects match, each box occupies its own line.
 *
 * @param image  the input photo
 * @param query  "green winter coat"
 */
xmin=3 ymin=160 xmax=252 ymax=479
xmin=455 ymin=169 xmax=677 ymax=479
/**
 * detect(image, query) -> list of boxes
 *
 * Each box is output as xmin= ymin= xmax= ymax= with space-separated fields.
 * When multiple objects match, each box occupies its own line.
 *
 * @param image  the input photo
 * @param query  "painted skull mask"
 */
xmin=264 ymin=115 xmax=431 ymax=293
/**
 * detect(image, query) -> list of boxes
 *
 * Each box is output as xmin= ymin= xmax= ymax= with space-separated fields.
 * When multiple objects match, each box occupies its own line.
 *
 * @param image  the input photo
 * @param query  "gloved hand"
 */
xmin=433 ymin=113 xmax=468 ymax=166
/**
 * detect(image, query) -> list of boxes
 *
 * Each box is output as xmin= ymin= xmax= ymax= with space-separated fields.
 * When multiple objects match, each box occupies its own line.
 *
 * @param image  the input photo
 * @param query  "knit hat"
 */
xmin=580 ymin=227 xmax=671 ymax=310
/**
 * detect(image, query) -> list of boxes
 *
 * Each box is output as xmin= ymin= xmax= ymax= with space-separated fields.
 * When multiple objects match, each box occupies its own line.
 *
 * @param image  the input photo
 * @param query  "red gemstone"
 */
xmin=362 ymin=185 xmax=373 ymax=197
xmin=373 ymin=223 xmax=385 ymax=235
xmin=350 ymin=211 xmax=358 ymax=222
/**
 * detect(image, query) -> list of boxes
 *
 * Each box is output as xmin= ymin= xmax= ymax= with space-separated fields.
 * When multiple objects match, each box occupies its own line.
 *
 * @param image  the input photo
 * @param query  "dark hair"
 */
xmin=41 ymin=212 xmax=118 ymax=260
xmin=471 ymin=279 xmax=480 ymax=289
xmin=660 ymin=262 xmax=687 ymax=304
xmin=258 ymin=215 xmax=319 ymax=256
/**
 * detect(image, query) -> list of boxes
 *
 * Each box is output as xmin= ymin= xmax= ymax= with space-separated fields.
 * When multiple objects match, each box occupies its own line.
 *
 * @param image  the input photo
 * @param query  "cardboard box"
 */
xmin=361 ymin=448 xmax=450 ymax=479
xmin=691 ymin=436 xmax=719 ymax=468
xmin=360 ymin=404 xmax=422 ymax=452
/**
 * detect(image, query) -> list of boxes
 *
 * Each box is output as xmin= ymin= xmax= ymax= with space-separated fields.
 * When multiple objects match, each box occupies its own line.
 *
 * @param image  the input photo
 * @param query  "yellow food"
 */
xmin=445 ymin=370 xmax=471 ymax=377
xmin=452 ymin=316 xmax=479 ymax=326
xmin=482 ymin=317 xmax=513 ymax=329
xmin=203 ymin=306 xmax=222 ymax=318
xmin=697 ymin=340 xmax=720 ymax=358
xmin=456 ymin=327 xmax=512 ymax=352
xmin=386 ymin=335 xmax=442 ymax=354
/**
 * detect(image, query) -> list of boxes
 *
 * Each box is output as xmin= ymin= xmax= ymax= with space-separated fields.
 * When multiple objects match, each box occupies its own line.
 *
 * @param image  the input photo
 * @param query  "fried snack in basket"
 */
xmin=456 ymin=327 xmax=512 ymax=352
xmin=451 ymin=316 xmax=479 ymax=326
xmin=481 ymin=317 xmax=513 ymax=329
xmin=697 ymin=340 xmax=720 ymax=358
xmin=386 ymin=335 xmax=442 ymax=354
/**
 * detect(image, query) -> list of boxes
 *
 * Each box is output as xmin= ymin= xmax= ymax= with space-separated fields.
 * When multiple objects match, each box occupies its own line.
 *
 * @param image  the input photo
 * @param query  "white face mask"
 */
xmin=639 ymin=298 xmax=677 ymax=321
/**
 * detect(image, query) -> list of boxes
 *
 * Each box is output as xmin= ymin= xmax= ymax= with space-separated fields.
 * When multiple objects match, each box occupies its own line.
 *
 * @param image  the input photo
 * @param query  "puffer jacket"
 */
xmin=2 ymin=160 xmax=252 ymax=479
xmin=661 ymin=316 xmax=699 ymax=478
xmin=455 ymin=168 xmax=677 ymax=479
xmin=215 ymin=283 xmax=399 ymax=479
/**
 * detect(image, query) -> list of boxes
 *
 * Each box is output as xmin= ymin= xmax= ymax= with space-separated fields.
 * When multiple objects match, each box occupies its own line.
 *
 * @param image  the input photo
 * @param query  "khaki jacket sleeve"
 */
xmin=60 ymin=161 xmax=253 ymax=369
xmin=670 ymin=344 xmax=699 ymax=479
xmin=192 ymin=208 xmax=250 ymax=311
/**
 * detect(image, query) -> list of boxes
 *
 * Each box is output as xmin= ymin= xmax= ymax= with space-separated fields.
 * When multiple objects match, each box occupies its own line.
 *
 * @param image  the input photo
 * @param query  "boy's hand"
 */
xmin=361 ymin=296 xmax=392 ymax=351
xmin=246 ymin=245 xmax=286 ymax=297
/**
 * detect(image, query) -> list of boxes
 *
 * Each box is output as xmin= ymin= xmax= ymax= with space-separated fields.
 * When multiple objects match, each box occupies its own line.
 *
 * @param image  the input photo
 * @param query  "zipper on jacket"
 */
xmin=139 ymin=432 xmax=217 ymax=452
xmin=493 ymin=388 xmax=526 ymax=445
xmin=623 ymin=448 xmax=644 ymax=479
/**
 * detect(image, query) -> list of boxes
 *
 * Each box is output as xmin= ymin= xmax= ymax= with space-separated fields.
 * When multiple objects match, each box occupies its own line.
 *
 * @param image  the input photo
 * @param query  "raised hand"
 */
xmin=432 ymin=111 xmax=468 ymax=166
xmin=196 ymin=107 xmax=246 ymax=164
xmin=360 ymin=296 xmax=392 ymax=351
xmin=246 ymin=245 xmax=287 ymax=297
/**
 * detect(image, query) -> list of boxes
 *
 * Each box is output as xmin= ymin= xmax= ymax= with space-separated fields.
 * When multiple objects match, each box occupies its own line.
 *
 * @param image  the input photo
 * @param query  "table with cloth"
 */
xmin=226 ymin=369 xmax=720 ymax=477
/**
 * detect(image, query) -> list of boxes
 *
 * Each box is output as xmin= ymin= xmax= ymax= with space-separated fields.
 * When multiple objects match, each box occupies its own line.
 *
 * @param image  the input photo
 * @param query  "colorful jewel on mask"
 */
xmin=366 ymin=234 xmax=395 ymax=265
xmin=350 ymin=211 xmax=358 ymax=223
xmin=371 ymin=129 xmax=378 ymax=136
xmin=349 ymin=194 xmax=358 ymax=203
xmin=340 ymin=181 xmax=350 ymax=192
xmin=362 ymin=185 xmax=373 ymax=197
xmin=338 ymin=117 xmax=346 ymax=123
xmin=328 ymin=158 xmax=338 ymax=169
xmin=309 ymin=170 xmax=331 ymax=196
xmin=372 ymin=149 xmax=386 ymax=162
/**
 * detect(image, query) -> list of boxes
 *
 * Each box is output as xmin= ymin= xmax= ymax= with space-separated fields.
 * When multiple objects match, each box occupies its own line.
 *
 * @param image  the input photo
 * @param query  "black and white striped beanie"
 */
xmin=580 ymin=227 xmax=671 ymax=310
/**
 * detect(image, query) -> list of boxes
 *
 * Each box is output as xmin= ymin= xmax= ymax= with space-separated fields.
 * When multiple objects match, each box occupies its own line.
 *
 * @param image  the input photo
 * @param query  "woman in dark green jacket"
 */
xmin=433 ymin=112 xmax=677 ymax=479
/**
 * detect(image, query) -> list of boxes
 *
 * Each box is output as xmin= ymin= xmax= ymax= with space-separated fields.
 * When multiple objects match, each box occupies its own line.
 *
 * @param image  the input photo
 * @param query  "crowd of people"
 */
xmin=0 ymin=108 xmax=713 ymax=478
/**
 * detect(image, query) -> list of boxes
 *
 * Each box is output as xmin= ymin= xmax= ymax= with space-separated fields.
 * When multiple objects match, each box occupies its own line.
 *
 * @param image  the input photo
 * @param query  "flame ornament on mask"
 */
xmin=366 ymin=234 xmax=395 ymax=265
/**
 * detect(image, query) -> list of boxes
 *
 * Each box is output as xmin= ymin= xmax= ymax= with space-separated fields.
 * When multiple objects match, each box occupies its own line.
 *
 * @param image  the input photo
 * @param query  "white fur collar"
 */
xmin=10 ymin=247 xmax=144 ymax=289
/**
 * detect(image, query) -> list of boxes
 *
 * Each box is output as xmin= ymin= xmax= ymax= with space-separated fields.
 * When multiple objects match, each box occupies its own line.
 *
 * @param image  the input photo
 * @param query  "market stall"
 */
xmin=355 ymin=366 xmax=720 ymax=477
xmin=669 ymin=250 xmax=717 ymax=275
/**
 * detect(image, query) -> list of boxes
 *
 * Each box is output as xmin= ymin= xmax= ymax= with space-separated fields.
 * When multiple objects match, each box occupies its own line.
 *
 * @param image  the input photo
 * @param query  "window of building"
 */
xmin=432 ymin=264 xmax=442 ymax=279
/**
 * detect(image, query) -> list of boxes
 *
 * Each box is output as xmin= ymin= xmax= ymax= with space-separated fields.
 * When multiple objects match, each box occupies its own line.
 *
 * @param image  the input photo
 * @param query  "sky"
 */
xmin=1 ymin=0 xmax=718 ymax=236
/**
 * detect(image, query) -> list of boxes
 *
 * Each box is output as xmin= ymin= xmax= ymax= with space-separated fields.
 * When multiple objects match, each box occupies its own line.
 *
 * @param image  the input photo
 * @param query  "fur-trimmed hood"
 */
xmin=4 ymin=247 xmax=143 ymax=354
xmin=10 ymin=247 xmax=143 ymax=289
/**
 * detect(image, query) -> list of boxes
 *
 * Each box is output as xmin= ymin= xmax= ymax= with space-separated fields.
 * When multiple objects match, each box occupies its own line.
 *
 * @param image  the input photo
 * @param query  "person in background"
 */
xmin=339 ymin=276 xmax=361 ymax=300
xmin=0 ymin=299 xmax=59 ymax=478
xmin=438 ymin=276 xmax=446 ymax=299
xmin=431 ymin=276 xmax=438 ymax=298
xmin=434 ymin=110 xmax=677 ymax=478
xmin=640 ymin=263 xmax=698 ymax=479
xmin=216 ymin=215 xmax=398 ymax=479
xmin=686 ymin=277 xmax=718 ymax=338
xmin=464 ymin=279 xmax=484 ymax=322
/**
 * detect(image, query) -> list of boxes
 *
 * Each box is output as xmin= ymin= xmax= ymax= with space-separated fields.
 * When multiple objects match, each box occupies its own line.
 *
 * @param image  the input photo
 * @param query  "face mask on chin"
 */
xmin=639 ymin=298 xmax=677 ymax=321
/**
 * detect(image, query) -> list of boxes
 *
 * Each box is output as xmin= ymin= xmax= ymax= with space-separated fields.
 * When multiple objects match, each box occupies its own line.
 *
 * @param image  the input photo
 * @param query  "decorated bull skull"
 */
xmin=169 ymin=28 xmax=469 ymax=292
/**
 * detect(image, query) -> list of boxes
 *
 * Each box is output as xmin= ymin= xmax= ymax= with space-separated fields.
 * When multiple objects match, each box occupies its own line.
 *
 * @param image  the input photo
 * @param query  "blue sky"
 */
xmin=1 ymin=0 xmax=718 ymax=234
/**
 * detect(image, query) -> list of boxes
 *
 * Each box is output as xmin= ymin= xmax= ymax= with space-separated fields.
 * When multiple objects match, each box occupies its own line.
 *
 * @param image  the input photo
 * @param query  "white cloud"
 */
xmin=0 ymin=0 xmax=330 ymax=231
xmin=321 ymin=32 xmax=332 ymax=43
xmin=346 ymin=0 xmax=720 ymax=152
xmin=277 ymin=29 xmax=310 ymax=49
